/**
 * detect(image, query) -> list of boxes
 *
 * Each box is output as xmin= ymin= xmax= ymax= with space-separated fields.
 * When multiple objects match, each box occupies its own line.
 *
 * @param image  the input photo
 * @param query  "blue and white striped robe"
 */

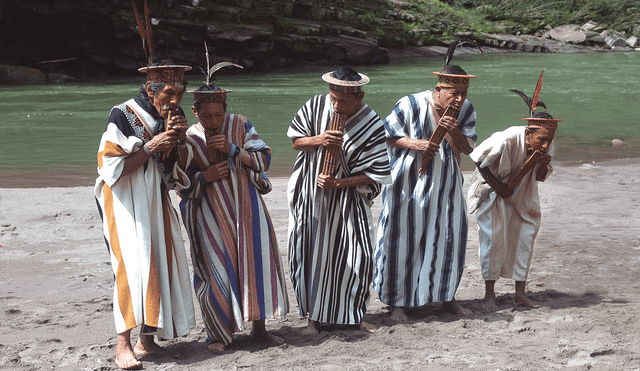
xmin=287 ymin=94 xmax=391 ymax=325
xmin=373 ymin=90 xmax=477 ymax=307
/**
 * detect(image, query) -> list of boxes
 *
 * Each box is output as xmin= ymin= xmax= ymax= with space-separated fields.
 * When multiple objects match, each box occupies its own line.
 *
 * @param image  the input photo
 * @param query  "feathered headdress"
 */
xmin=432 ymin=39 xmax=483 ymax=90
xmin=511 ymin=70 xmax=563 ymax=129
xmin=190 ymin=41 xmax=243 ymax=104
xmin=133 ymin=0 xmax=191 ymax=83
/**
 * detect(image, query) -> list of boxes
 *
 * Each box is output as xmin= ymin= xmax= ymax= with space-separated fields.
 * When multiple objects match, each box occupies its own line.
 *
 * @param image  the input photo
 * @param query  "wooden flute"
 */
xmin=205 ymin=127 xmax=226 ymax=164
xmin=321 ymin=111 xmax=347 ymax=176
xmin=418 ymin=104 xmax=461 ymax=176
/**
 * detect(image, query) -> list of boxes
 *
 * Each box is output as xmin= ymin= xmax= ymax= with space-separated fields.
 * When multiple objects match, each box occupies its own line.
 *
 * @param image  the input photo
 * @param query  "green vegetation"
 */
xmin=224 ymin=0 xmax=640 ymax=47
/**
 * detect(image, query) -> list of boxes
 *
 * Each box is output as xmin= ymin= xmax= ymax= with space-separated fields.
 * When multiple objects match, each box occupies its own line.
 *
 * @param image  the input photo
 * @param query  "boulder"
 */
xmin=547 ymin=25 xmax=586 ymax=44
xmin=0 ymin=65 xmax=47 ymax=85
xmin=626 ymin=36 xmax=638 ymax=47
xmin=611 ymin=139 xmax=625 ymax=148
xmin=47 ymin=73 xmax=77 ymax=84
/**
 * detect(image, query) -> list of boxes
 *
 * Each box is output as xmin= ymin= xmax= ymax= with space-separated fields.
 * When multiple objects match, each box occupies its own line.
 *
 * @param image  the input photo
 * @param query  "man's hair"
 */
xmin=193 ymin=84 xmax=227 ymax=113
xmin=331 ymin=66 xmax=362 ymax=81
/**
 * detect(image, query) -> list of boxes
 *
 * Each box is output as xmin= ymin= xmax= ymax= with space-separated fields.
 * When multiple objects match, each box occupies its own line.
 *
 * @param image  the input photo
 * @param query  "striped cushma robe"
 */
xmin=94 ymin=94 xmax=196 ymax=339
xmin=179 ymin=115 xmax=289 ymax=346
xmin=373 ymin=90 xmax=477 ymax=307
xmin=287 ymin=94 xmax=391 ymax=325
xmin=468 ymin=126 xmax=553 ymax=282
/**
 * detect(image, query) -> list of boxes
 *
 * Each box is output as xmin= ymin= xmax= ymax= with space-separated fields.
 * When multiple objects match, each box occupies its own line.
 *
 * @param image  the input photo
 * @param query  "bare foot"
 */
xmin=207 ymin=341 xmax=225 ymax=351
xmin=514 ymin=294 xmax=540 ymax=308
xmin=359 ymin=320 xmax=376 ymax=333
xmin=301 ymin=319 xmax=320 ymax=335
xmin=133 ymin=334 xmax=165 ymax=355
xmin=482 ymin=294 xmax=499 ymax=312
xmin=442 ymin=299 xmax=473 ymax=316
xmin=389 ymin=307 xmax=409 ymax=322
xmin=251 ymin=320 xmax=285 ymax=345
xmin=116 ymin=332 xmax=142 ymax=370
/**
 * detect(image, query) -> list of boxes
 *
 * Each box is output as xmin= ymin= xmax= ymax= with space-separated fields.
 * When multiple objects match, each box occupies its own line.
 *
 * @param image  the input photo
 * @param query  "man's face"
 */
xmin=525 ymin=127 xmax=555 ymax=153
xmin=147 ymin=82 xmax=185 ymax=118
xmin=329 ymin=89 xmax=364 ymax=116
xmin=192 ymin=102 xmax=226 ymax=129
xmin=434 ymin=86 xmax=467 ymax=111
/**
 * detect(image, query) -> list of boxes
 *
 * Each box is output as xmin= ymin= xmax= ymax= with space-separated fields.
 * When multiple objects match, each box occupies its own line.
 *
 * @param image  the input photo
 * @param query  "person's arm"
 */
xmin=292 ymin=130 xmax=343 ymax=151
xmin=477 ymin=164 xmax=513 ymax=199
xmin=317 ymin=173 xmax=374 ymax=190
xmin=121 ymin=131 xmax=177 ymax=177
xmin=387 ymin=137 xmax=439 ymax=158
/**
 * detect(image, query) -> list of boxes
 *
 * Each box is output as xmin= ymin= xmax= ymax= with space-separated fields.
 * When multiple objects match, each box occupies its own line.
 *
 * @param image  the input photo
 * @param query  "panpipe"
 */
xmin=205 ymin=127 xmax=226 ymax=164
xmin=507 ymin=150 xmax=542 ymax=191
xmin=321 ymin=111 xmax=348 ymax=176
xmin=418 ymin=104 xmax=461 ymax=176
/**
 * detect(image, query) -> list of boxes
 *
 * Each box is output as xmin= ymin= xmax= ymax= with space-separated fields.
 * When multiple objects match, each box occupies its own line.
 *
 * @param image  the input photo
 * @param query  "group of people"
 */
xmin=95 ymin=49 xmax=560 ymax=369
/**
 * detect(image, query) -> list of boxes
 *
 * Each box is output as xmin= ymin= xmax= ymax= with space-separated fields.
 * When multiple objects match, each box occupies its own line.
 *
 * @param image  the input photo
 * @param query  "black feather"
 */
xmin=509 ymin=89 xmax=533 ymax=112
xmin=444 ymin=38 xmax=484 ymax=67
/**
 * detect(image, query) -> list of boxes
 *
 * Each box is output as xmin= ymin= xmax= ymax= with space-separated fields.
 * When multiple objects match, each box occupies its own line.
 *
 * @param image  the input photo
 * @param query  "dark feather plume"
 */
xmin=131 ymin=0 xmax=154 ymax=64
xmin=444 ymin=38 xmax=484 ymax=67
xmin=509 ymin=89 xmax=547 ymax=116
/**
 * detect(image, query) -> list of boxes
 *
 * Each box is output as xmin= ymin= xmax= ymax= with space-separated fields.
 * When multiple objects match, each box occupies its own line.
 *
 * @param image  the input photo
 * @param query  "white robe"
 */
xmin=94 ymin=96 xmax=196 ymax=338
xmin=468 ymin=126 xmax=553 ymax=281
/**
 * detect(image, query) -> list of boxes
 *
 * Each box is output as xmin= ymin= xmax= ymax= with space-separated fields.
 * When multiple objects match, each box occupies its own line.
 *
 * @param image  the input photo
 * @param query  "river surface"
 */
xmin=1 ymin=52 xmax=639 ymax=186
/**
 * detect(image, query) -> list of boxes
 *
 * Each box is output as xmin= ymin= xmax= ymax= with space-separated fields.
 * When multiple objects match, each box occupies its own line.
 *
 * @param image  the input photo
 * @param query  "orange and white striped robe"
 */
xmin=94 ymin=95 xmax=195 ymax=338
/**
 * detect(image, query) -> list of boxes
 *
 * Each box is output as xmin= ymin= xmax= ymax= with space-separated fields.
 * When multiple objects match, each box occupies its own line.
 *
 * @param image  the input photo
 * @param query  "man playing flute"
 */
xmin=95 ymin=61 xmax=196 ymax=370
xmin=287 ymin=67 xmax=391 ymax=335
xmin=178 ymin=68 xmax=289 ymax=351
xmin=373 ymin=40 xmax=480 ymax=322
xmin=468 ymin=74 xmax=561 ymax=311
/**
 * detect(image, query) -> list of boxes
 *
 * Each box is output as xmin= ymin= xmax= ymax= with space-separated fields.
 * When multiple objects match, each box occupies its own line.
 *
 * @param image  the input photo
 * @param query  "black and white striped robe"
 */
xmin=287 ymin=94 xmax=391 ymax=325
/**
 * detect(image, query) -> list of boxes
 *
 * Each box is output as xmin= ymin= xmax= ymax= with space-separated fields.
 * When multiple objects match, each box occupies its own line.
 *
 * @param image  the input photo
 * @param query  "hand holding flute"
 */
xmin=418 ymin=104 xmax=460 ymax=176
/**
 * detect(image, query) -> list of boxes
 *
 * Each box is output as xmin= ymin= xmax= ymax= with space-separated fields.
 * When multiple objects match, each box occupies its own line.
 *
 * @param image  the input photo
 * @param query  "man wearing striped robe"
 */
xmin=178 ymin=83 xmax=289 ymax=351
xmin=95 ymin=62 xmax=196 ymax=370
xmin=287 ymin=67 xmax=391 ymax=335
xmin=373 ymin=65 xmax=477 ymax=321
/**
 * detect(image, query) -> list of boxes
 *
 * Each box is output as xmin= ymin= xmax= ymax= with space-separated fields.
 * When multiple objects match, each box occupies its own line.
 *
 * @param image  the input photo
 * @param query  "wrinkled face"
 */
xmin=192 ymin=102 xmax=226 ymax=129
xmin=147 ymin=82 xmax=185 ymax=118
xmin=329 ymin=89 xmax=364 ymax=116
xmin=434 ymin=86 xmax=467 ymax=111
xmin=525 ymin=127 xmax=555 ymax=153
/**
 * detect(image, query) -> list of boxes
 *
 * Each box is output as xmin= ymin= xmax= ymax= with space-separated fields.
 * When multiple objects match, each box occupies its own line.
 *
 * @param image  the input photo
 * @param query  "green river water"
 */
xmin=1 ymin=52 xmax=639 ymax=186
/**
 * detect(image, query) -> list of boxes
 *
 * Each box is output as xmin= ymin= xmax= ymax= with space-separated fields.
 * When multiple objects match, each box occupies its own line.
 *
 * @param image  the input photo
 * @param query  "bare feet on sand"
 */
xmin=250 ymin=319 xmax=285 ymax=345
xmin=359 ymin=321 xmax=376 ymax=333
xmin=442 ymin=299 xmax=473 ymax=316
xmin=115 ymin=332 xmax=142 ymax=370
xmin=482 ymin=294 xmax=499 ymax=312
xmin=515 ymin=281 xmax=540 ymax=308
xmin=302 ymin=319 xmax=321 ymax=335
xmin=514 ymin=294 xmax=541 ymax=308
xmin=390 ymin=307 xmax=409 ymax=322
xmin=207 ymin=341 xmax=225 ymax=351
xmin=133 ymin=334 xmax=165 ymax=356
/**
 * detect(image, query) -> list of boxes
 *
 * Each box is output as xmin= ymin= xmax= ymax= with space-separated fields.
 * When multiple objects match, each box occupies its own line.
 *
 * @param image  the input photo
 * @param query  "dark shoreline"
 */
xmin=2 ymin=134 xmax=637 ymax=189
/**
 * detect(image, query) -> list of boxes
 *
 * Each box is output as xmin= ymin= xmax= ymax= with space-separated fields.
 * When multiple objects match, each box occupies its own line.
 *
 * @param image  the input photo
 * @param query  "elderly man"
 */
xmin=287 ymin=67 xmax=391 ymax=335
xmin=178 ymin=77 xmax=289 ymax=351
xmin=95 ymin=61 xmax=195 ymax=370
xmin=373 ymin=47 xmax=478 ymax=322
xmin=468 ymin=81 xmax=561 ymax=311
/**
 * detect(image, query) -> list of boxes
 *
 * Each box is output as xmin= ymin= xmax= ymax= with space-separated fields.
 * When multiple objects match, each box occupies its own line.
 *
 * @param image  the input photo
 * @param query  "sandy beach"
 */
xmin=1 ymin=159 xmax=639 ymax=370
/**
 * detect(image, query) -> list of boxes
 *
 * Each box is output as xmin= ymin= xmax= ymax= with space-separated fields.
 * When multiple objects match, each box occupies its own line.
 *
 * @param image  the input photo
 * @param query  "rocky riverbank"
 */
xmin=1 ymin=0 xmax=639 ymax=85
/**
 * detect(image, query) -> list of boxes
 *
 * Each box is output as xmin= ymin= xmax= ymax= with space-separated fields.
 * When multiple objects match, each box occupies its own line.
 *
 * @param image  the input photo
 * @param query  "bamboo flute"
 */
xmin=205 ymin=127 xmax=225 ymax=164
xmin=418 ymin=104 xmax=461 ymax=176
xmin=321 ymin=111 xmax=347 ymax=176
xmin=507 ymin=150 xmax=542 ymax=191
